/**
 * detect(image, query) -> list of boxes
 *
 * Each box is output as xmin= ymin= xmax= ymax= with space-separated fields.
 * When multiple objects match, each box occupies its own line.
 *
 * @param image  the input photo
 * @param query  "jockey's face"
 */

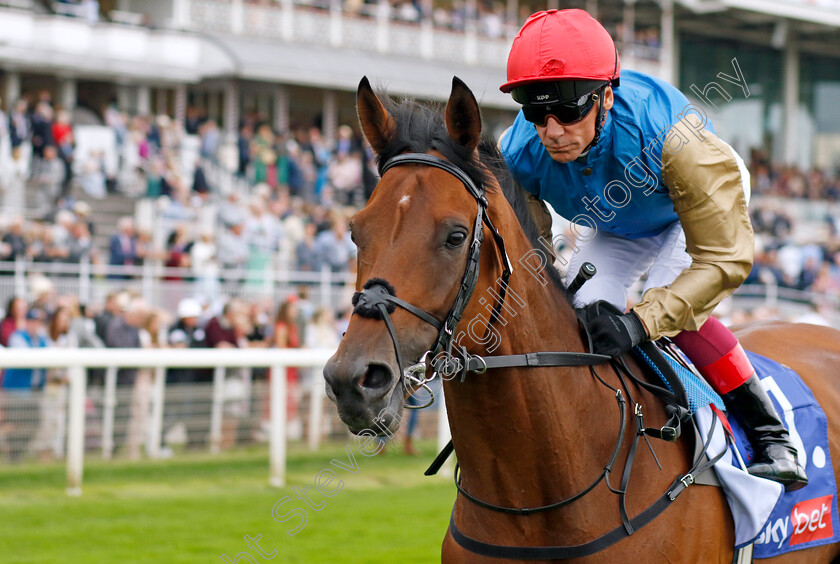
xmin=534 ymin=86 xmax=613 ymax=164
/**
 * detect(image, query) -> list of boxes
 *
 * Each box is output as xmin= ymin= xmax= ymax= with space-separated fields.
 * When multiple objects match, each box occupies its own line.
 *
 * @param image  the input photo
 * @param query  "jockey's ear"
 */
xmin=602 ymin=86 xmax=614 ymax=112
xmin=356 ymin=76 xmax=397 ymax=156
xmin=445 ymin=77 xmax=482 ymax=153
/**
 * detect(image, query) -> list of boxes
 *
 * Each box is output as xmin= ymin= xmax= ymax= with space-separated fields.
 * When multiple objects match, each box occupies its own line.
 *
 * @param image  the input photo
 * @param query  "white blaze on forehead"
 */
xmin=398 ymin=194 xmax=411 ymax=208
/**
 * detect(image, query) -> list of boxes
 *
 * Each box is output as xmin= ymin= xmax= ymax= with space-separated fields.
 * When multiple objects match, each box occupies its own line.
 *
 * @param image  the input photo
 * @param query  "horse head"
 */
xmin=323 ymin=77 xmax=520 ymax=435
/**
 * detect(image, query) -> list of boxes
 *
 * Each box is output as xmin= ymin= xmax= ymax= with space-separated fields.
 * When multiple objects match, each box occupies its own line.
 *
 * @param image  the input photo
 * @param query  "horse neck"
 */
xmin=442 ymin=221 xmax=615 ymax=505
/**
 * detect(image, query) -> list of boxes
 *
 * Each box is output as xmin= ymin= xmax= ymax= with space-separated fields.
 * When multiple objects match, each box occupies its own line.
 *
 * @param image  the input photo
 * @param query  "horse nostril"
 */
xmin=360 ymin=363 xmax=393 ymax=390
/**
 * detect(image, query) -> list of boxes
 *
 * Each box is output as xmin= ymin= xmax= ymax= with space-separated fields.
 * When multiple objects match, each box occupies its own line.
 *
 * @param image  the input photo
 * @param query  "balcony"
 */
xmin=185 ymin=0 xmax=511 ymax=69
xmin=0 ymin=3 xmax=229 ymax=82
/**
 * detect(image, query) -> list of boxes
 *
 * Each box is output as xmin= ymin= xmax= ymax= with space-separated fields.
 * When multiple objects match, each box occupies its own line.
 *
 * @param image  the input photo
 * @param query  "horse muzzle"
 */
xmin=323 ymin=353 xmax=403 ymax=434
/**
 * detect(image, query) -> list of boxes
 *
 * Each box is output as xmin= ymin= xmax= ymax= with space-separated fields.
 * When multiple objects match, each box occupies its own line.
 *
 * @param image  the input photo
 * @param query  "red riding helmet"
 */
xmin=500 ymin=9 xmax=620 ymax=94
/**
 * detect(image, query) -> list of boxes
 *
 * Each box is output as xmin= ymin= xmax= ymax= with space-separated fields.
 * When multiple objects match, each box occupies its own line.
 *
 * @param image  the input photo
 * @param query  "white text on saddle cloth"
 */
xmin=758 ymin=495 xmax=836 ymax=551
xmin=756 ymin=516 xmax=788 ymax=550
xmin=790 ymin=495 xmax=834 ymax=546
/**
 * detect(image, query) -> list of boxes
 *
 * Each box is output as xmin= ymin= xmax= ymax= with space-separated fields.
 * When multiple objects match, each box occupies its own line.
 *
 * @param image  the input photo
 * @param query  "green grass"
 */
xmin=0 ymin=441 xmax=455 ymax=563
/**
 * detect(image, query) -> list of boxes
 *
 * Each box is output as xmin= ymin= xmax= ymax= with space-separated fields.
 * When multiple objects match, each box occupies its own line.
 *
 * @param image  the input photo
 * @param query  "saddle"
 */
xmin=577 ymin=300 xmax=721 ymax=446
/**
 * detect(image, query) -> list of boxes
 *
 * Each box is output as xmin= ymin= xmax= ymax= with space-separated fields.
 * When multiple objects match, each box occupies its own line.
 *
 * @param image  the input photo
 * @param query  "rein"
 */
xmin=351 ymin=152 xmax=723 ymax=560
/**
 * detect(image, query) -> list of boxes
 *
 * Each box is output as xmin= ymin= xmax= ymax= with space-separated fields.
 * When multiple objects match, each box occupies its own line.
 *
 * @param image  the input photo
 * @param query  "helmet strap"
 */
xmin=575 ymin=85 xmax=609 ymax=163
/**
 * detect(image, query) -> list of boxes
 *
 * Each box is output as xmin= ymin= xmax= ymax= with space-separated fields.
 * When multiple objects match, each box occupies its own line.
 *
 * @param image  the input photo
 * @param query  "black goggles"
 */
xmin=521 ymin=90 xmax=601 ymax=127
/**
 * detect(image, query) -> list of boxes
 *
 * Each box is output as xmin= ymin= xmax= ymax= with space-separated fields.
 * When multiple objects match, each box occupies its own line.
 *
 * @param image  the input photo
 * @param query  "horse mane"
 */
xmin=374 ymin=94 xmax=572 ymax=303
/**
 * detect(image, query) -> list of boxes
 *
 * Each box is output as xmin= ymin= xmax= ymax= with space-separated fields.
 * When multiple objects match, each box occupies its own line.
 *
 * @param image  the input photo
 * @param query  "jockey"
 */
xmin=498 ymin=9 xmax=807 ymax=490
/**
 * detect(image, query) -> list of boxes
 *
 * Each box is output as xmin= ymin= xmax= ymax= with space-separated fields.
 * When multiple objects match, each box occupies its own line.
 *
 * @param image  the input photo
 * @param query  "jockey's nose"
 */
xmin=542 ymin=115 xmax=566 ymax=139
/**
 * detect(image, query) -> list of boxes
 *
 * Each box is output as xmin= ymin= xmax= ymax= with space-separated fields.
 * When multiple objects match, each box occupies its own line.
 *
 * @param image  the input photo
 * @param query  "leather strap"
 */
xmin=442 ymin=390 xmax=627 ymax=516
xmin=383 ymin=294 xmax=442 ymax=329
xmin=478 ymin=351 xmax=612 ymax=370
xmin=382 ymin=153 xmax=487 ymax=204
xmin=448 ymin=480 xmax=681 ymax=560
xmin=424 ymin=440 xmax=455 ymax=476
xmin=448 ymin=415 xmax=728 ymax=560
xmin=380 ymin=152 xmax=513 ymax=355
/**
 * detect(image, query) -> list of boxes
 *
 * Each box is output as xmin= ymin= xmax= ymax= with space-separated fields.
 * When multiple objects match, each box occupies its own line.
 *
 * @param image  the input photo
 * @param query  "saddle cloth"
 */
xmin=637 ymin=347 xmax=839 ymax=556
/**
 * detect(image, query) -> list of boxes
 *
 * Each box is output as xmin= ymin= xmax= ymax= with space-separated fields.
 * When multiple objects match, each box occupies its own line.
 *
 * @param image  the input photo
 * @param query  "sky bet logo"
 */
xmin=790 ymin=495 xmax=834 ymax=546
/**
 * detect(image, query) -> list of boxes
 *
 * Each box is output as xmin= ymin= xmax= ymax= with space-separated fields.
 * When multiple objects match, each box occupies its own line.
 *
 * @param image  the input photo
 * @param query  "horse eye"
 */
xmin=446 ymin=230 xmax=468 ymax=248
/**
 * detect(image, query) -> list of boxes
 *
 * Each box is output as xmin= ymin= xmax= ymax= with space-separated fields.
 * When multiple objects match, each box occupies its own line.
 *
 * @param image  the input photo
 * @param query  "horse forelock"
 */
xmin=375 ymin=96 xmax=486 ymax=188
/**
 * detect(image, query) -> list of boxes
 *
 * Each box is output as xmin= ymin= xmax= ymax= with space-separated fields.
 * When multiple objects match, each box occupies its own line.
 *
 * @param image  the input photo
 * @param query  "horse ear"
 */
xmin=445 ymin=77 xmax=481 ymax=153
xmin=357 ymin=76 xmax=396 ymax=156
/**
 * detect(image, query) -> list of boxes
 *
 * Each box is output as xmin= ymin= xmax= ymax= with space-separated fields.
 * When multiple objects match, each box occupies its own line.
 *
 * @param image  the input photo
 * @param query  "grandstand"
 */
xmin=0 ymin=0 xmax=838 ymax=478
xmin=1 ymin=2 xmax=839 ymax=562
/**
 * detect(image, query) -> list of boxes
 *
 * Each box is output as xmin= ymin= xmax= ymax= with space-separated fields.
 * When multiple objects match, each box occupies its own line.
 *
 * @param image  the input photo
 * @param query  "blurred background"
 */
xmin=0 ymin=0 xmax=838 ymax=562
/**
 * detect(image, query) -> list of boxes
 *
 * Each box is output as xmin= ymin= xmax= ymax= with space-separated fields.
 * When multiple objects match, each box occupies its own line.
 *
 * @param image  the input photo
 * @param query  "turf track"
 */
xmin=0 ymin=440 xmax=453 ymax=563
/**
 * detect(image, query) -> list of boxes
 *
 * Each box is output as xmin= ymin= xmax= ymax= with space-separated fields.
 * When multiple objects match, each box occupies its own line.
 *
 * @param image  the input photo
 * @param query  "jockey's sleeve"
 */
xmin=632 ymin=119 xmax=754 ymax=340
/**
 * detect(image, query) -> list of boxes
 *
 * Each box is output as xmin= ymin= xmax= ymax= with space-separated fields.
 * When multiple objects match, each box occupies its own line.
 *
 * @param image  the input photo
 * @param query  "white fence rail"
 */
xmin=0 ymin=348 xmax=334 ymax=495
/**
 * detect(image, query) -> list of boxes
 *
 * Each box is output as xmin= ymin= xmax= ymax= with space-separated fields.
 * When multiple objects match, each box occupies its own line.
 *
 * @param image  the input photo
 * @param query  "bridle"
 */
xmin=351 ymin=152 xmax=610 ymax=403
xmin=349 ymin=151 xmax=722 ymax=560
xmin=352 ymin=152 xmax=512 ymax=402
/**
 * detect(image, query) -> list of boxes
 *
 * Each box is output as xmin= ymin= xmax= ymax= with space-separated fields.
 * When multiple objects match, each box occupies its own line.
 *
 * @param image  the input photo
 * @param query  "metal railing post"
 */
xmin=269 ymin=363 xmax=287 ymax=487
xmin=231 ymin=0 xmax=243 ymax=34
xmin=329 ymin=0 xmax=343 ymax=46
xmin=319 ymin=265 xmax=330 ymax=309
xmin=148 ymin=366 xmax=166 ymax=458
xmin=102 ymin=367 xmax=118 ymax=459
xmin=307 ymin=366 xmax=325 ymax=451
xmin=263 ymin=253 xmax=275 ymax=297
xmin=79 ymin=254 xmax=91 ymax=305
xmin=766 ymin=280 xmax=779 ymax=308
xmin=281 ymin=0 xmax=294 ymax=40
xmin=141 ymin=261 xmax=154 ymax=304
xmin=14 ymin=257 xmax=25 ymax=298
xmin=376 ymin=0 xmax=388 ymax=53
xmin=210 ymin=366 xmax=226 ymax=454
xmin=66 ymin=365 xmax=87 ymax=496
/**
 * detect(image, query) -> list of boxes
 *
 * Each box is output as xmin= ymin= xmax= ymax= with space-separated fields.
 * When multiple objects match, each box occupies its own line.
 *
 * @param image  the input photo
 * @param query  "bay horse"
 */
xmin=323 ymin=76 xmax=840 ymax=563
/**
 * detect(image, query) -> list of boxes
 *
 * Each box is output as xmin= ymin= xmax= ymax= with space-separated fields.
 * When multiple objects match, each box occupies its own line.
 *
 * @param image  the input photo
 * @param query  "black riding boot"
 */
xmin=721 ymin=374 xmax=808 ymax=491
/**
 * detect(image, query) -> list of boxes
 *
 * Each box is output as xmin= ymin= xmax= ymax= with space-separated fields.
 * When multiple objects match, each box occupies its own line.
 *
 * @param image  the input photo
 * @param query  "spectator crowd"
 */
xmin=742 ymin=151 xmax=840 ymax=309
xmin=0 ymin=285 xmax=347 ymax=460
xmin=0 ymin=86 xmax=370 ymax=462
xmin=0 ymin=87 xmax=364 ymax=284
xmin=2 ymin=38 xmax=840 ymax=462
xmin=49 ymin=0 xmax=665 ymax=55
xmin=750 ymin=149 xmax=840 ymax=202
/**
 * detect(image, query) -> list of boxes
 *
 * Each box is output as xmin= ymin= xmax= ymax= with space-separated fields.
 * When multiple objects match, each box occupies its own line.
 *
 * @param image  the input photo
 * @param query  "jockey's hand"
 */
xmin=588 ymin=310 xmax=648 ymax=357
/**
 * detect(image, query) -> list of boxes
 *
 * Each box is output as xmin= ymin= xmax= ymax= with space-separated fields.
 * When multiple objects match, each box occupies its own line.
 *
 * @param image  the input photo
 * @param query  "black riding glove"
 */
xmin=588 ymin=310 xmax=648 ymax=357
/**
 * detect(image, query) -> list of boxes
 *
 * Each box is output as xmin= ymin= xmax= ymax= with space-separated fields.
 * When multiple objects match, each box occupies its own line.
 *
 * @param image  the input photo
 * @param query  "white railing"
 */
xmin=187 ymin=0 xmax=513 ymax=68
xmin=0 ymin=348 xmax=335 ymax=495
